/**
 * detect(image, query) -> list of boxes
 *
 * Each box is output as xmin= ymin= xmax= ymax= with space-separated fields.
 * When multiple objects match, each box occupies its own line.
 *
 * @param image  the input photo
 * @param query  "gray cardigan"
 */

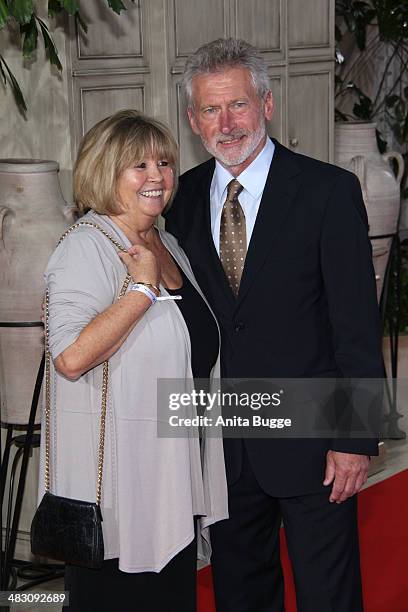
xmin=38 ymin=211 xmax=228 ymax=573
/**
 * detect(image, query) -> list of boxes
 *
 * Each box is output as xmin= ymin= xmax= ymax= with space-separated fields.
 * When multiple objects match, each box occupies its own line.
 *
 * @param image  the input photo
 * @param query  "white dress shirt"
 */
xmin=210 ymin=138 xmax=275 ymax=254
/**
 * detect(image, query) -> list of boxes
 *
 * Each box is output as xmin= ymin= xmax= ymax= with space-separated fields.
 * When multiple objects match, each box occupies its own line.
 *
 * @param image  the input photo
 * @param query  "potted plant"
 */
xmin=335 ymin=1 xmax=408 ymax=441
xmin=335 ymin=0 xmax=408 ymax=193
xmin=335 ymin=0 xmax=408 ymax=304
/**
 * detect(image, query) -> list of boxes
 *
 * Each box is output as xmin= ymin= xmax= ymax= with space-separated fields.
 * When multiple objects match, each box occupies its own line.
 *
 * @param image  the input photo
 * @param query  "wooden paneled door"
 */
xmin=66 ymin=0 xmax=334 ymax=168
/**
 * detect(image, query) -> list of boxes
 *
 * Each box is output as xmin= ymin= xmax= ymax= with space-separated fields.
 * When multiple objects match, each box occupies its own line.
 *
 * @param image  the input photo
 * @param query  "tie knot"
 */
xmin=226 ymin=179 xmax=243 ymax=203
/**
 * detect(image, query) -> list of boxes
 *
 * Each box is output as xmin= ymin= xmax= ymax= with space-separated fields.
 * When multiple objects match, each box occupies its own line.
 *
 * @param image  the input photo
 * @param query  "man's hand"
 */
xmin=323 ymin=450 xmax=369 ymax=503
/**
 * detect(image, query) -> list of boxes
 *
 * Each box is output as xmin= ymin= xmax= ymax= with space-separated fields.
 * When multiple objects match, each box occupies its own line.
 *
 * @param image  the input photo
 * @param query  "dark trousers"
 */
xmin=210 ymin=447 xmax=363 ymax=612
xmin=65 ymin=534 xmax=197 ymax=612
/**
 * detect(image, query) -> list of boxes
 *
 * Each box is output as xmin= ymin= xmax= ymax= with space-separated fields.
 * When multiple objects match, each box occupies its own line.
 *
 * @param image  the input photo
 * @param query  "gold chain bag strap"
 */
xmin=31 ymin=222 xmax=131 ymax=568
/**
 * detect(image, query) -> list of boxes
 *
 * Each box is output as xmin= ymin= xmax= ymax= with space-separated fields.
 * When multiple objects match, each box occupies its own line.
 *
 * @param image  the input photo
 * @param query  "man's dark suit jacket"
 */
xmin=165 ymin=139 xmax=383 ymax=497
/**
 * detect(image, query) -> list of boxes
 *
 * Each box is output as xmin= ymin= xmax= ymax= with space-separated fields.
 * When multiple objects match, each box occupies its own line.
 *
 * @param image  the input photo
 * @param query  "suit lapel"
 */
xmin=184 ymin=161 xmax=237 ymax=314
xmin=236 ymin=140 xmax=302 ymax=307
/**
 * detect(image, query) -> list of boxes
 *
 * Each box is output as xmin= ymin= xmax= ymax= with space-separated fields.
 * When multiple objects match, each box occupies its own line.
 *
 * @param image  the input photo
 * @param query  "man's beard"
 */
xmin=200 ymin=119 xmax=267 ymax=169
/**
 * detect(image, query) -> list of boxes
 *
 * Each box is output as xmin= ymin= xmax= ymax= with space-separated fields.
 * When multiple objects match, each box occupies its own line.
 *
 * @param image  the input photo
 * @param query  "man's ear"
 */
xmin=187 ymin=106 xmax=201 ymax=135
xmin=264 ymin=90 xmax=274 ymax=122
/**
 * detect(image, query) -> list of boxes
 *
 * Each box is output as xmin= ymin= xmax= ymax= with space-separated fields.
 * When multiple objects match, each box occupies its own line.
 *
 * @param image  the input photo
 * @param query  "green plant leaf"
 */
xmin=353 ymin=100 xmax=373 ymax=120
xmin=335 ymin=108 xmax=349 ymax=121
xmin=0 ymin=0 xmax=10 ymax=29
xmin=374 ymin=0 xmax=408 ymax=43
xmin=343 ymin=13 xmax=356 ymax=34
xmin=337 ymin=1 xmax=376 ymax=49
xmin=21 ymin=14 xmax=38 ymax=57
xmin=386 ymin=94 xmax=400 ymax=108
xmin=36 ymin=16 xmax=63 ymax=71
xmin=352 ymin=83 xmax=367 ymax=98
xmin=391 ymin=121 xmax=403 ymax=144
xmin=0 ymin=59 xmax=6 ymax=84
xmin=9 ymin=0 xmax=35 ymax=25
xmin=48 ymin=0 xmax=88 ymax=33
xmin=107 ymin=0 xmax=127 ymax=15
xmin=75 ymin=11 xmax=88 ymax=33
xmin=0 ymin=54 xmax=27 ymax=111
xmin=59 ymin=0 xmax=80 ymax=15
xmin=352 ymin=87 xmax=373 ymax=120
xmin=375 ymin=128 xmax=388 ymax=153
xmin=48 ymin=0 xmax=63 ymax=18
xmin=355 ymin=27 xmax=367 ymax=51
xmin=395 ymin=98 xmax=406 ymax=122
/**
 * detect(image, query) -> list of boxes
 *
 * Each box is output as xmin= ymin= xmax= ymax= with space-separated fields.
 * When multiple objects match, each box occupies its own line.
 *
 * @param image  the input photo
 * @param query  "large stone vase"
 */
xmin=335 ymin=122 xmax=404 ymax=302
xmin=0 ymin=160 xmax=72 ymax=425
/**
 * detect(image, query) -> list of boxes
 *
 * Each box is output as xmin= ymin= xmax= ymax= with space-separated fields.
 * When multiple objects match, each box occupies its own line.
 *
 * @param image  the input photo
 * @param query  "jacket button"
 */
xmin=234 ymin=323 xmax=245 ymax=332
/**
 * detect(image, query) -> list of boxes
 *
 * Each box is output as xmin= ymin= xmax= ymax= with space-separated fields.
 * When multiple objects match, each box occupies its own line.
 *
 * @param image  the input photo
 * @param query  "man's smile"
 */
xmin=218 ymin=135 xmax=246 ymax=147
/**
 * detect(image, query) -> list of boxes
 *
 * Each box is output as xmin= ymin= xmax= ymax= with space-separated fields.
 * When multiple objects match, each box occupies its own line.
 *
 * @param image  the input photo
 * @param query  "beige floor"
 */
xmin=12 ymin=437 xmax=408 ymax=612
xmin=365 ymin=438 xmax=408 ymax=488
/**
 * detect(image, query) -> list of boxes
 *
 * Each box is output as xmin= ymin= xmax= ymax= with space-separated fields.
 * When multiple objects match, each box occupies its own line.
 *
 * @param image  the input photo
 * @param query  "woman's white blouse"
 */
xmin=38 ymin=211 xmax=228 ymax=573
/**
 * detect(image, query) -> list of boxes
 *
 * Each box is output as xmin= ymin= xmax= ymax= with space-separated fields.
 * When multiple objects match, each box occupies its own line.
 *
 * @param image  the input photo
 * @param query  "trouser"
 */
xmin=65 ymin=533 xmax=197 ymax=612
xmin=210 ymin=447 xmax=363 ymax=612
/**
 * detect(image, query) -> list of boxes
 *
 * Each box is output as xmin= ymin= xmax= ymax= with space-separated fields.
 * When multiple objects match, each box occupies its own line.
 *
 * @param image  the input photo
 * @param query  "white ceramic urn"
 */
xmin=0 ymin=159 xmax=73 ymax=424
xmin=335 ymin=122 xmax=404 ymax=302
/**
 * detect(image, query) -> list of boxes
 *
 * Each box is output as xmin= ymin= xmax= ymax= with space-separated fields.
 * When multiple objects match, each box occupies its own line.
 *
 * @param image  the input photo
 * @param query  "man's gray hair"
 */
xmin=182 ymin=38 xmax=270 ymax=109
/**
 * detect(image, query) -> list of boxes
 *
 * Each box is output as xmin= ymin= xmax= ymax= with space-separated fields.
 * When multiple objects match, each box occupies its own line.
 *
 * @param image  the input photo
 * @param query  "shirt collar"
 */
xmin=213 ymin=137 xmax=275 ymax=202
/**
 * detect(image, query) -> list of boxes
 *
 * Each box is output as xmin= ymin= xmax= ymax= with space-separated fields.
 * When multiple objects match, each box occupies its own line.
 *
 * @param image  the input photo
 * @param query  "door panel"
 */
xmin=289 ymin=64 xmax=333 ymax=162
xmin=288 ymin=0 xmax=334 ymax=58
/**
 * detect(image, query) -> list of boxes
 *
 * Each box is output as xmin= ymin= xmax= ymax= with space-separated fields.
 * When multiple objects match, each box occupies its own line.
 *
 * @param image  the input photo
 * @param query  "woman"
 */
xmin=38 ymin=110 xmax=228 ymax=611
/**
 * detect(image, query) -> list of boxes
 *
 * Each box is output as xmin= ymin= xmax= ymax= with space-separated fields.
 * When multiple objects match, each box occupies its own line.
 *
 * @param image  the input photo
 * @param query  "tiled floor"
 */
xmin=11 ymin=438 xmax=408 ymax=612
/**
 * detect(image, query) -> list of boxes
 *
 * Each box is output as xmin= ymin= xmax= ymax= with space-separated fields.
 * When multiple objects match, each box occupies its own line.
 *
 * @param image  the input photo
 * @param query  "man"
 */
xmin=165 ymin=38 xmax=383 ymax=612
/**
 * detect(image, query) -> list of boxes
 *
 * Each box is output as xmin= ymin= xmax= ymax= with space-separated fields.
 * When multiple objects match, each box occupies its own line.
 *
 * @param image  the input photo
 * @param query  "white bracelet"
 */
xmin=130 ymin=283 xmax=183 ymax=305
xmin=130 ymin=283 xmax=157 ymax=305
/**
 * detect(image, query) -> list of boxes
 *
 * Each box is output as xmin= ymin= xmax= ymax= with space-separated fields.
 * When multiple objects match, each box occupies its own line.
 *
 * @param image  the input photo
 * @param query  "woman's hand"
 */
xmin=118 ymin=244 xmax=160 ymax=290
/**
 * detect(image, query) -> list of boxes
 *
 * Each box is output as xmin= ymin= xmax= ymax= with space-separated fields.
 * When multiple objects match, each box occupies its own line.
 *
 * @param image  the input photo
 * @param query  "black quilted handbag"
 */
xmin=31 ymin=491 xmax=104 ymax=568
xmin=31 ymin=222 xmax=131 ymax=568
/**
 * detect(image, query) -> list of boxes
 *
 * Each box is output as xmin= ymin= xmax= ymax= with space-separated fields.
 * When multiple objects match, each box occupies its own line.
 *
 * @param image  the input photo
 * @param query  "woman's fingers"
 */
xmin=117 ymin=247 xmax=160 ymax=287
xmin=125 ymin=244 xmax=150 ymax=256
xmin=118 ymin=250 xmax=132 ymax=262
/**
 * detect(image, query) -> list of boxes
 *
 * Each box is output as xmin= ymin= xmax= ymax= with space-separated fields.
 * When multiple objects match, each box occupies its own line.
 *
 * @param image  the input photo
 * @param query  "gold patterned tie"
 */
xmin=219 ymin=179 xmax=246 ymax=296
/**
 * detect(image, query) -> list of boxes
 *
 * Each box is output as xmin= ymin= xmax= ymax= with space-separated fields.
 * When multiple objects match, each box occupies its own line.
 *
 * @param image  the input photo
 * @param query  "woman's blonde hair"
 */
xmin=74 ymin=110 xmax=179 ymax=215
